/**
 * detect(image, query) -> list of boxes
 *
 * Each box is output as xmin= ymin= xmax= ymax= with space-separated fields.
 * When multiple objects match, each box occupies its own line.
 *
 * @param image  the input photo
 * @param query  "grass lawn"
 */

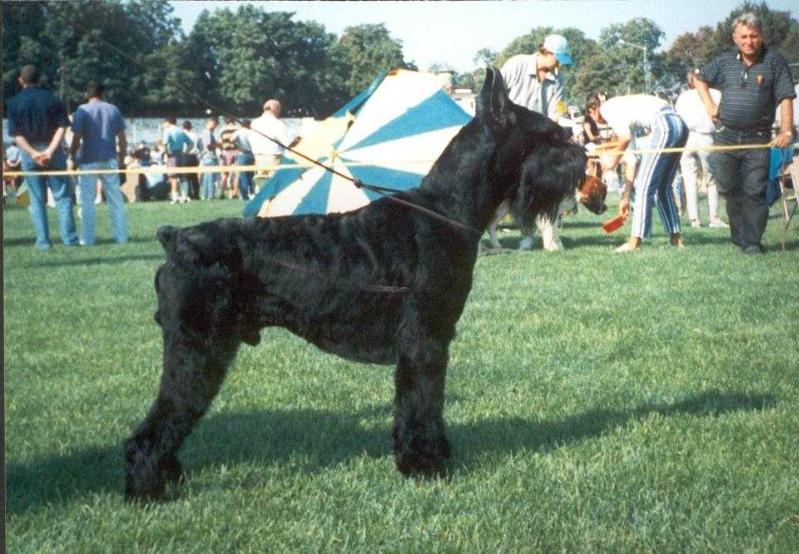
xmin=4 ymin=195 xmax=799 ymax=552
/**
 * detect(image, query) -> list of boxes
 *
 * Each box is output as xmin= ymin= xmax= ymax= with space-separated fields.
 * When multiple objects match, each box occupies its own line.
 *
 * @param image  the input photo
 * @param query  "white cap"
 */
xmin=543 ymin=34 xmax=573 ymax=66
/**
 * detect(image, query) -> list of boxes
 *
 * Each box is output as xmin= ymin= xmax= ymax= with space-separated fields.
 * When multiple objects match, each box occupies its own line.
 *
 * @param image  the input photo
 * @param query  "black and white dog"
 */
xmin=124 ymin=67 xmax=587 ymax=501
xmin=486 ymin=173 xmax=607 ymax=251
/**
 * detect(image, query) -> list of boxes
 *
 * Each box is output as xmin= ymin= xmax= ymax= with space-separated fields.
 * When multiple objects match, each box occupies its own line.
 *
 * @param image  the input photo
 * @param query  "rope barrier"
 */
xmin=3 ymin=159 xmax=438 ymax=178
xmin=6 ymin=141 xmax=795 ymax=178
xmin=586 ymin=141 xmax=797 ymax=157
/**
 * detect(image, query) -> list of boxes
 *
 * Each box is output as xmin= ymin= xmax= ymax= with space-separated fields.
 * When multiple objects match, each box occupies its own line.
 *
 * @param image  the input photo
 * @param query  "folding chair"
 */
xmin=779 ymin=154 xmax=799 ymax=251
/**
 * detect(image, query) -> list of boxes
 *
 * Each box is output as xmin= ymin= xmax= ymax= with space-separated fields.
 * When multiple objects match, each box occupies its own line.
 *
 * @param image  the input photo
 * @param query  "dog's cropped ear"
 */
xmin=157 ymin=225 xmax=178 ymax=257
xmin=476 ymin=66 xmax=511 ymax=128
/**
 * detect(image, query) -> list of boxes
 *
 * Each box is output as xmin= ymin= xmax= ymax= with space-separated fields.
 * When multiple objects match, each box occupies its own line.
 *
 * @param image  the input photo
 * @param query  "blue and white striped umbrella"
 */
xmin=244 ymin=70 xmax=472 ymax=218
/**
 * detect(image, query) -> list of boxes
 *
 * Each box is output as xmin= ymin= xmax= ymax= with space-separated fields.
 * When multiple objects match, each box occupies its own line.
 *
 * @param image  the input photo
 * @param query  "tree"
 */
xmin=187 ymin=6 xmax=342 ymax=118
xmin=330 ymin=24 xmax=410 ymax=97
xmin=2 ymin=0 xmax=190 ymax=115
xmin=662 ymin=27 xmax=717 ymax=75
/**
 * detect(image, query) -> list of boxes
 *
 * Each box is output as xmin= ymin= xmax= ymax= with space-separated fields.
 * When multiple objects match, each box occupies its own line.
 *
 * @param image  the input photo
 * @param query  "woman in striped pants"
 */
xmin=597 ymin=94 xmax=689 ymax=253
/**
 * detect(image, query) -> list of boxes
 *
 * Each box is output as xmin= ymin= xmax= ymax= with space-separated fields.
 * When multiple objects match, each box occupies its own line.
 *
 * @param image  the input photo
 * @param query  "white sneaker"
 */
xmin=170 ymin=193 xmax=179 ymax=204
xmin=518 ymin=236 xmax=534 ymax=251
xmin=94 ymin=196 xmax=102 ymax=205
xmin=709 ymin=219 xmax=729 ymax=228
xmin=615 ymin=242 xmax=638 ymax=253
xmin=690 ymin=219 xmax=702 ymax=228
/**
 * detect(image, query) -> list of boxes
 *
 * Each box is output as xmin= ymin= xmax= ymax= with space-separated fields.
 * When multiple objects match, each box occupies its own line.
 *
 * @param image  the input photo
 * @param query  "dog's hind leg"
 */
xmin=392 ymin=316 xmax=452 ymax=476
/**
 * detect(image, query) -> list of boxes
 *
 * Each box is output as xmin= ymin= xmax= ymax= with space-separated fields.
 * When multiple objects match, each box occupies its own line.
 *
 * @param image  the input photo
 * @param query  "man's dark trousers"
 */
xmin=710 ymin=128 xmax=771 ymax=250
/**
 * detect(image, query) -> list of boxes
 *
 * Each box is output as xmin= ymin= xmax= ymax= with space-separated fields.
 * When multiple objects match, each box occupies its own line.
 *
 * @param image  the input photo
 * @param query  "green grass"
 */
xmin=4 ymin=196 xmax=799 ymax=552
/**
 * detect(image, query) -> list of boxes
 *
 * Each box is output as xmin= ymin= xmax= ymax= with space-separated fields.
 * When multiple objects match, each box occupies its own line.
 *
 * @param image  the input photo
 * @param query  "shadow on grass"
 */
xmin=21 ymin=253 xmax=164 ymax=268
xmin=5 ymin=390 xmax=775 ymax=512
xmin=4 ymin=235 xmax=157 ymax=248
xmin=488 ymin=232 xmax=631 ymax=251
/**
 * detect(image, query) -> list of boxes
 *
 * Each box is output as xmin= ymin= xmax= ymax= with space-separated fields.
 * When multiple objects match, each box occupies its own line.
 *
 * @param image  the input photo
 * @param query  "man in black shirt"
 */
xmin=695 ymin=12 xmax=795 ymax=255
xmin=6 ymin=65 xmax=79 ymax=249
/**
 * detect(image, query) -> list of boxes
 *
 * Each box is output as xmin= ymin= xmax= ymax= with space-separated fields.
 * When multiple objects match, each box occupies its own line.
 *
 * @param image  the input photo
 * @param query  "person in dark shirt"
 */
xmin=582 ymin=93 xmax=603 ymax=146
xmin=695 ymin=12 xmax=796 ymax=255
xmin=6 ymin=65 xmax=79 ymax=249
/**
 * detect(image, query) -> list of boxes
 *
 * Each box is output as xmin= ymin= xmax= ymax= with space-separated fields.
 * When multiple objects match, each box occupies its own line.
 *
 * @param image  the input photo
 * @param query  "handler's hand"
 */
xmin=772 ymin=130 xmax=794 ymax=149
xmin=619 ymin=197 xmax=630 ymax=219
xmin=33 ymin=151 xmax=50 ymax=167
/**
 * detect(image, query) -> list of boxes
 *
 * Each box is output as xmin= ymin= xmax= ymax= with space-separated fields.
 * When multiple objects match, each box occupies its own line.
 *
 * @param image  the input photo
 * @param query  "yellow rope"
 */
xmin=6 ymin=142 xmax=796 ymax=177
xmin=4 ymin=159 xmax=436 ymax=178
xmin=588 ymin=141 xmax=797 ymax=157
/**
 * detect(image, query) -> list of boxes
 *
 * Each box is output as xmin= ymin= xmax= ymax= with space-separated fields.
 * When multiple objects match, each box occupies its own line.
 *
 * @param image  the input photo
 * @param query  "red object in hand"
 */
xmin=602 ymin=215 xmax=626 ymax=233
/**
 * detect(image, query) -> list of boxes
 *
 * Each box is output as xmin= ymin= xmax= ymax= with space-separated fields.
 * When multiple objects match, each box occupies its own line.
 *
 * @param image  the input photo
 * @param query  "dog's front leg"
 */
xmin=393 ymin=328 xmax=451 ymax=476
xmin=124 ymin=334 xmax=240 ymax=501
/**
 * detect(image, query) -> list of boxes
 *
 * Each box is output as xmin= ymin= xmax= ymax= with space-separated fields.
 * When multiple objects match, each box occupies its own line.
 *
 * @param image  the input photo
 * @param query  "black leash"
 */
xmin=40 ymin=6 xmax=482 ymax=238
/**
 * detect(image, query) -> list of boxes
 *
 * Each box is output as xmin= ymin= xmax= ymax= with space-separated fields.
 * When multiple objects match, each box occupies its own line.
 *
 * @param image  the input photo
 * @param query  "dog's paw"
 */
xmin=124 ymin=440 xmax=179 ymax=502
xmin=394 ymin=434 xmax=451 ymax=477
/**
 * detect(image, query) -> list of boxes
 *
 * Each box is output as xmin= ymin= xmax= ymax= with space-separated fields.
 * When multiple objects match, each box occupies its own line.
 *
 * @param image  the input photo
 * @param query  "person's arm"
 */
xmin=546 ymin=78 xmax=565 ymax=122
xmin=598 ymin=133 xmax=632 ymax=217
xmin=600 ymin=135 xmax=631 ymax=172
xmin=14 ymin=134 xmax=57 ymax=167
xmin=583 ymin=121 xmax=598 ymax=142
xmin=13 ymin=135 xmax=41 ymax=159
xmin=694 ymin=78 xmax=719 ymax=122
xmin=69 ymin=129 xmax=81 ymax=161
xmin=773 ymin=97 xmax=795 ymax=148
xmin=117 ymin=130 xmax=127 ymax=167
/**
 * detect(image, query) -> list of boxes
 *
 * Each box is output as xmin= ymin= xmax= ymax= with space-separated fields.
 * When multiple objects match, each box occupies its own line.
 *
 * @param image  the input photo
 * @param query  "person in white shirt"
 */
xmin=675 ymin=70 xmax=728 ymax=228
xmin=250 ymin=99 xmax=293 ymax=180
xmin=598 ymin=94 xmax=688 ymax=252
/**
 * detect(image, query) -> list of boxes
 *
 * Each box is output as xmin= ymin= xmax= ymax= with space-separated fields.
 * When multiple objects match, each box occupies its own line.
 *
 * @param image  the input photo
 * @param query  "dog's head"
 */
xmin=504 ymin=135 xmax=588 ymax=229
xmin=470 ymin=68 xmax=588 ymax=226
xmin=577 ymin=174 xmax=607 ymax=215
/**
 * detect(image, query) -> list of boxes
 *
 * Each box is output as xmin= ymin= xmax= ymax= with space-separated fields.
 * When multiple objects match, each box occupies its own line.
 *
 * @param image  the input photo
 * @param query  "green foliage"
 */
xmin=660 ymin=26 xmax=718 ymax=81
xmin=331 ymin=24 xmax=411 ymax=97
xmin=3 ymin=1 xmax=797 ymax=118
xmin=4 ymin=198 xmax=798 ymax=551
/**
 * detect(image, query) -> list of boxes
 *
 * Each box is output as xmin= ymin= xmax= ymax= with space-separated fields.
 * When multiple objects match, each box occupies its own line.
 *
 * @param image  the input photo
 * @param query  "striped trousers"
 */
xmin=630 ymin=111 xmax=688 ymax=239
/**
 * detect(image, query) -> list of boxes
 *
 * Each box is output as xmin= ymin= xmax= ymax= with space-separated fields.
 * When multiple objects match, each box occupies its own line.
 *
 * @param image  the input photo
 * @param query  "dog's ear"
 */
xmin=477 ymin=66 xmax=511 ymax=128
xmin=157 ymin=225 xmax=178 ymax=257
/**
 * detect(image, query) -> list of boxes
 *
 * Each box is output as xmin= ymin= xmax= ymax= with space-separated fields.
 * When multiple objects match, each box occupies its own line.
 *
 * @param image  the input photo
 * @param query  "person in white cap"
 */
xmin=499 ymin=34 xmax=574 ymax=250
xmin=500 ymin=34 xmax=572 ymax=121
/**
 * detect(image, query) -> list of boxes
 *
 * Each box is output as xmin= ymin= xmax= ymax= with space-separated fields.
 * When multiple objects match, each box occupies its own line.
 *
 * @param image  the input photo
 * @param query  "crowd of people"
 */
xmin=4 ymin=12 xmax=797 ymax=254
xmin=502 ymin=12 xmax=795 ymax=255
xmin=125 ymin=100 xmax=296 ymax=205
xmin=3 ymin=65 xmax=296 ymax=249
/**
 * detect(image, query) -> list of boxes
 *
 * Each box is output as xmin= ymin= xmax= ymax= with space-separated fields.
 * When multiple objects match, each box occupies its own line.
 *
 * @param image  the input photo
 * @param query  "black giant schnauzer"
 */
xmin=125 ymin=67 xmax=587 ymax=500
